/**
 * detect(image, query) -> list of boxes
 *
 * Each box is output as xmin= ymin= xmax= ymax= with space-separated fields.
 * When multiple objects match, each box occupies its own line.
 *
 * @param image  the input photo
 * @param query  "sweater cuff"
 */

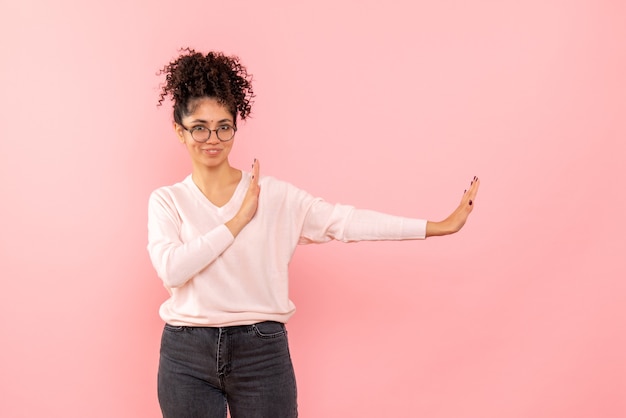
xmin=402 ymin=218 xmax=428 ymax=239
xmin=211 ymin=224 xmax=237 ymax=252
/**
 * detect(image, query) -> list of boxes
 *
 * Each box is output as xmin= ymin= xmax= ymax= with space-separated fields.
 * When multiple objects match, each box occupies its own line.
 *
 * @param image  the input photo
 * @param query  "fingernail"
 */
xmin=464 ymin=190 xmax=467 ymax=193
xmin=471 ymin=181 xmax=473 ymax=185
xmin=469 ymin=200 xmax=473 ymax=206
xmin=252 ymin=175 xmax=255 ymax=180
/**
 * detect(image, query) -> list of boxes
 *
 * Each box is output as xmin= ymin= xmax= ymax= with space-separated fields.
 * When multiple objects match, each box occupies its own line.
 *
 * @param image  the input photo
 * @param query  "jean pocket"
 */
xmin=164 ymin=324 xmax=185 ymax=332
xmin=251 ymin=321 xmax=286 ymax=339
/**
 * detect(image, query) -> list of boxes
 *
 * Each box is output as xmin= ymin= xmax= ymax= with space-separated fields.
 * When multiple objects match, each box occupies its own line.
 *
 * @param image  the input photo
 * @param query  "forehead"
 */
xmin=184 ymin=97 xmax=234 ymax=121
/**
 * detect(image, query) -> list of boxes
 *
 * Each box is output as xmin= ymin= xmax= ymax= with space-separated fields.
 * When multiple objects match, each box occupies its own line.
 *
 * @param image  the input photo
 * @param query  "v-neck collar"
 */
xmin=185 ymin=171 xmax=249 ymax=213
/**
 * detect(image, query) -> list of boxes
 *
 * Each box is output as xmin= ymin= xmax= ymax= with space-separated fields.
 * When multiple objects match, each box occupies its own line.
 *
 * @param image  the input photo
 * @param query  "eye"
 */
xmin=217 ymin=125 xmax=233 ymax=131
xmin=191 ymin=126 xmax=209 ymax=132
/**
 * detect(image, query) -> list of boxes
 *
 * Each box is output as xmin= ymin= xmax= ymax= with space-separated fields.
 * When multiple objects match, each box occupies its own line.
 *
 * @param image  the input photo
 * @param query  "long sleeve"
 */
xmin=298 ymin=199 xmax=427 ymax=244
xmin=147 ymin=190 xmax=235 ymax=288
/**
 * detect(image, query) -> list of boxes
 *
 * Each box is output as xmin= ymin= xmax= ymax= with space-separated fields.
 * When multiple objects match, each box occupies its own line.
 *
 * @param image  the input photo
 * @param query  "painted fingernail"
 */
xmin=252 ymin=175 xmax=255 ymax=180
xmin=469 ymin=200 xmax=473 ymax=206
xmin=464 ymin=189 xmax=467 ymax=193
xmin=471 ymin=181 xmax=473 ymax=185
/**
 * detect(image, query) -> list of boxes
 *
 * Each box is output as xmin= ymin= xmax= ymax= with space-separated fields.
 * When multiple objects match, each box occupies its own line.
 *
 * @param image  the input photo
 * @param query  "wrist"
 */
xmin=425 ymin=220 xmax=456 ymax=237
xmin=226 ymin=214 xmax=248 ymax=238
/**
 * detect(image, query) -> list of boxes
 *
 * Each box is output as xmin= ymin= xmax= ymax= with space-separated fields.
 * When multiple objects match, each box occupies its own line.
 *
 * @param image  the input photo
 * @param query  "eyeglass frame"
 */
xmin=181 ymin=123 xmax=238 ymax=143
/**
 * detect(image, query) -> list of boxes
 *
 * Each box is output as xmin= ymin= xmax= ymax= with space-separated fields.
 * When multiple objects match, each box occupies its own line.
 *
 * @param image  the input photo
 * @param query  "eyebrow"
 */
xmin=189 ymin=118 xmax=233 ymax=124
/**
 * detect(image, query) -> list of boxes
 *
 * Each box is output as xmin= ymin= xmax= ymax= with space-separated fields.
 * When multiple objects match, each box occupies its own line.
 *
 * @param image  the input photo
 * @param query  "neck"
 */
xmin=191 ymin=162 xmax=240 ymax=194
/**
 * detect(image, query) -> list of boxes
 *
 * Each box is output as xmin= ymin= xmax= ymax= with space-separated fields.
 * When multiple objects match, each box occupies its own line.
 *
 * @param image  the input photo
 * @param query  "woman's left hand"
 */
xmin=426 ymin=176 xmax=480 ymax=237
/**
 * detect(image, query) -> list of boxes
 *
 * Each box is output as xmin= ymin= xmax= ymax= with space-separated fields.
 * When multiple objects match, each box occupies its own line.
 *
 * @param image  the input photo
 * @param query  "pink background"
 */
xmin=1 ymin=0 xmax=625 ymax=417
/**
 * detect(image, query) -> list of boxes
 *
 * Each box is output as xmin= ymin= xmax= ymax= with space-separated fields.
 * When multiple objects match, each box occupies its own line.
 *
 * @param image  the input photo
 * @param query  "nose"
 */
xmin=207 ymin=131 xmax=220 ymax=144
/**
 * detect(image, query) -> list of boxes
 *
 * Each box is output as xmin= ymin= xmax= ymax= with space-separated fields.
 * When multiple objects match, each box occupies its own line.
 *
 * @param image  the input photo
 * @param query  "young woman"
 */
xmin=148 ymin=49 xmax=480 ymax=418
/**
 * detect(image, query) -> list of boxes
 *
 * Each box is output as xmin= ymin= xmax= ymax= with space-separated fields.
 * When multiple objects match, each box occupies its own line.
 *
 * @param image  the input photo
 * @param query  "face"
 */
xmin=175 ymin=97 xmax=236 ymax=170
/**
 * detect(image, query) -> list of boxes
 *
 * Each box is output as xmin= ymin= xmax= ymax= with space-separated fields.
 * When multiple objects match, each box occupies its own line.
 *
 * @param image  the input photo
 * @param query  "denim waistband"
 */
xmin=165 ymin=320 xmax=284 ymax=334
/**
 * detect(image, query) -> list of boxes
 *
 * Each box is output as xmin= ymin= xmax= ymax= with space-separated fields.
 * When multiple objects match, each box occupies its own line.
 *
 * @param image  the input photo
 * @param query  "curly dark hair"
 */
xmin=157 ymin=48 xmax=255 ymax=125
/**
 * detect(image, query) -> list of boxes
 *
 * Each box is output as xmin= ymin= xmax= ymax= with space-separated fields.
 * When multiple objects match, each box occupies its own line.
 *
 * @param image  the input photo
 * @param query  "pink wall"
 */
xmin=1 ymin=1 xmax=625 ymax=416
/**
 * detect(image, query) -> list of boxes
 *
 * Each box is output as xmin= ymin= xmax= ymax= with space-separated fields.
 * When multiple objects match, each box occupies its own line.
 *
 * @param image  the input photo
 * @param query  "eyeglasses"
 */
xmin=182 ymin=124 xmax=237 ymax=143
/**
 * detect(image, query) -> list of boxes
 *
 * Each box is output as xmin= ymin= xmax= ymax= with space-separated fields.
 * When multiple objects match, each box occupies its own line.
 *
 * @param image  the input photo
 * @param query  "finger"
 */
xmin=467 ymin=177 xmax=479 ymax=206
xmin=253 ymin=159 xmax=261 ymax=198
xmin=251 ymin=158 xmax=260 ymax=182
xmin=468 ymin=177 xmax=479 ymax=199
xmin=460 ymin=176 xmax=479 ymax=206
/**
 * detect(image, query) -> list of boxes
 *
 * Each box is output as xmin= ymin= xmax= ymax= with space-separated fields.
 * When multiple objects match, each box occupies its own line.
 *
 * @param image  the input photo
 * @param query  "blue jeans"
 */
xmin=158 ymin=321 xmax=298 ymax=418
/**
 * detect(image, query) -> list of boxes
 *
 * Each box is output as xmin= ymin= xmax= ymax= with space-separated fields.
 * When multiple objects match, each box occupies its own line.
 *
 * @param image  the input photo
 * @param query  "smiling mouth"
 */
xmin=203 ymin=149 xmax=221 ymax=155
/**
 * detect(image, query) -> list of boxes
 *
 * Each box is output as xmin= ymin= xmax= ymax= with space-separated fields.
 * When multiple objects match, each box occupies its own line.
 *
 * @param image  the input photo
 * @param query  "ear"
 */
xmin=174 ymin=122 xmax=185 ymax=144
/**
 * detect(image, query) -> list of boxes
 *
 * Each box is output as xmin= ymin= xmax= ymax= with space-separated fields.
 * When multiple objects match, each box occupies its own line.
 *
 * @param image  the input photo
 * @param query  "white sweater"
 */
xmin=147 ymin=172 xmax=427 ymax=326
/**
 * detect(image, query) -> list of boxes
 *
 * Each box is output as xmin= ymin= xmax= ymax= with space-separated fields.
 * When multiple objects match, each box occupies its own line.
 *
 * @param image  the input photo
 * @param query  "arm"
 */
xmin=147 ymin=194 xmax=235 ymax=288
xmin=426 ymin=176 xmax=480 ymax=237
xmin=147 ymin=161 xmax=262 ymax=288
xmin=299 ymin=176 xmax=480 ymax=243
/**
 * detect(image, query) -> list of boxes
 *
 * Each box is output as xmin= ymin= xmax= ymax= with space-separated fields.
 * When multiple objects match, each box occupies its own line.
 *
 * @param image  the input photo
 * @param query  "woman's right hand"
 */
xmin=226 ymin=159 xmax=261 ymax=237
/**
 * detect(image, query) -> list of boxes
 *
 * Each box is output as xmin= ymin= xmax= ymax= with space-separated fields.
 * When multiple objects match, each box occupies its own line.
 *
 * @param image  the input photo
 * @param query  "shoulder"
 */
xmin=258 ymin=174 xmax=308 ymax=196
xmin=256 ymin=174 xmax=320 ymax=211
xmin=258 ymin=174 xmax=286 ymax=189
xmin=149 ymin=175 xmax=194 ymax=205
